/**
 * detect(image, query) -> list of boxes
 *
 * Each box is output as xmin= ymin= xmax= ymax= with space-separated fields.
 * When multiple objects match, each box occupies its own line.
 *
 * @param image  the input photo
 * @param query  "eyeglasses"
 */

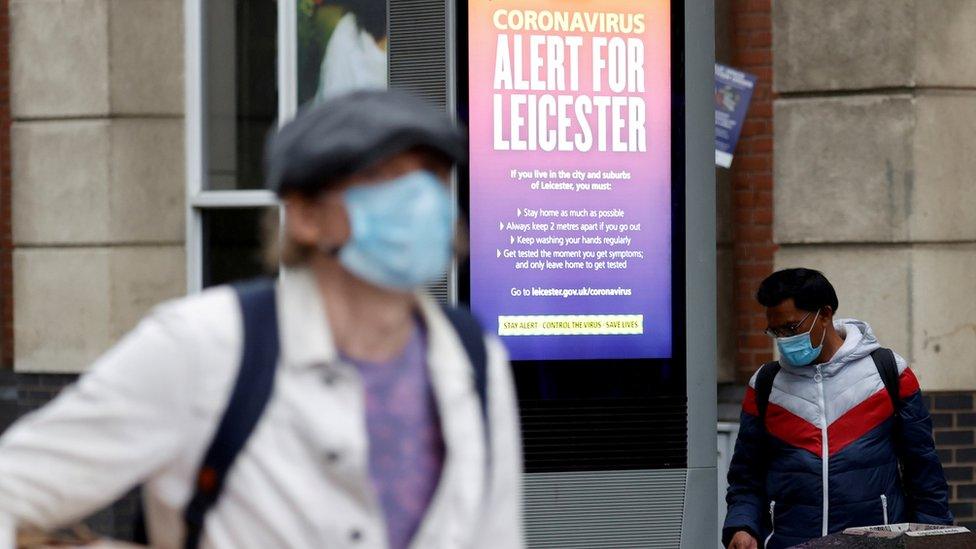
xmin=764 ymin=311 xmax=813 ymax=338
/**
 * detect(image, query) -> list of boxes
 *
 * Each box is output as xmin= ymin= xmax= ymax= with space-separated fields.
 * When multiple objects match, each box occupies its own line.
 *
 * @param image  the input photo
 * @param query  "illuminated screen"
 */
xmin=467 ymin=1 xmax=673 ymax=361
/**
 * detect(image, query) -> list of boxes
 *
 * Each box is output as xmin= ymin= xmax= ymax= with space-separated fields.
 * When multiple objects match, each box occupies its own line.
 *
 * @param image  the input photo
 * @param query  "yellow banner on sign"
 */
xmin=498 ymin=315 xmax=644 ymax=336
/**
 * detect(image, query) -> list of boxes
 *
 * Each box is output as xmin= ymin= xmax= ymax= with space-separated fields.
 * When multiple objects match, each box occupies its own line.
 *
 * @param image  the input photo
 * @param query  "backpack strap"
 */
xmin=439 ymin=306 xmax=490 ymax=445
xmin=871 ymin=347 xmax=901 ymax=411
xmin=753 ymin=360 xmax=781 ymax=523
xmin=755 ymin=361 xmax=781 ymax=424
xmin=183 ymin=279 xmax=280 ymax=549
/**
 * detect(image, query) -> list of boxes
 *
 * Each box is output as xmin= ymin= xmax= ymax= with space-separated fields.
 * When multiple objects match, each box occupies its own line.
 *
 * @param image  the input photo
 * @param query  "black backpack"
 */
xmin=137 ymin=279 xmax=490 ymax=549
xmin=754 ymin=347 xmax=902 ymax=424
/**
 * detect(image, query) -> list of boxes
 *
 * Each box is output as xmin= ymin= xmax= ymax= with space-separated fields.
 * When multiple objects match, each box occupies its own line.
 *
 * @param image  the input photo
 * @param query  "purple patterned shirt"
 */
xmin=343 ymin=321 xmax=445 ymax=549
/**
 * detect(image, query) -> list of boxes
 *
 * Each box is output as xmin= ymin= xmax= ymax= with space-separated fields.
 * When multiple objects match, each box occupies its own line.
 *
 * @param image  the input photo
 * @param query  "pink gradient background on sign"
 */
xmin=468 ymin=0 xmax=672 ymax=361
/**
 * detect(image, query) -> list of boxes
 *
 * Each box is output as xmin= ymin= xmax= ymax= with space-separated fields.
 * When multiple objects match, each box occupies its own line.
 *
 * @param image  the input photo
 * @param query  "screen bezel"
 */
xmin=455 ymin=1 xmax=686 ymax=407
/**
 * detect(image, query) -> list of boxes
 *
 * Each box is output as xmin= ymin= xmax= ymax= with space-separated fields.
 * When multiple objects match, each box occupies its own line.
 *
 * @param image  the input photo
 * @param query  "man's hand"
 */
xmin=728 ymin=530 xmax=758 ymax=549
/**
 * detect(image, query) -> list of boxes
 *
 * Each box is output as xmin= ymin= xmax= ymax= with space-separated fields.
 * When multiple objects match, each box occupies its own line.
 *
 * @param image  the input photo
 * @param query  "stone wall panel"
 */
xmin=915 ymin=0 xmax=976 ymax=88
xmin=911 ymin=94 xmax=976 ymax=241
xmin=775 ymin=93 xmax=976 ymax=245
xmin=14 ymin=247 xmax=184 ymax=373
xmin=911 ymin=246 xmax=976 ymax=392
xmin=108 ymin=0 xmax=183 ymax=115
xmin=774 ymin=0 xmax=915 ymax=93
xmin=774 ymin=95 xmax=915 ymax=244
xmin=108 ymin=119 xmax=185 ymax=242
xmin=12 ymin=121 xmax=112 ymax=244
xmin=10 ymin=0 xmax=110 ymax=118
xmin=13 ymin=119 xmax=185 ymax=245
xmin=775 ymin=0 xmax=976 ymax=93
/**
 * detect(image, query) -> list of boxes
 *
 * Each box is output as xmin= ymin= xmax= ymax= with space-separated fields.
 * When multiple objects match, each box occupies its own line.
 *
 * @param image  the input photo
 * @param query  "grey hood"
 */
xmin=779 ymin=318 xmax=881 ymax=378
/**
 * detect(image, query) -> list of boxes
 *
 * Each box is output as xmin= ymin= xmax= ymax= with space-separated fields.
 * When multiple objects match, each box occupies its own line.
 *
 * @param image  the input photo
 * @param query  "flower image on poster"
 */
xmin=297 ymin=0 xmax=388 ymax=106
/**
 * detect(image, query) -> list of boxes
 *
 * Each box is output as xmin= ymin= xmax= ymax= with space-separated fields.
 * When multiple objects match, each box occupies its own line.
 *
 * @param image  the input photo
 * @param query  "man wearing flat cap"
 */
xmin=0 ymin=90 xmax=525 ymax=549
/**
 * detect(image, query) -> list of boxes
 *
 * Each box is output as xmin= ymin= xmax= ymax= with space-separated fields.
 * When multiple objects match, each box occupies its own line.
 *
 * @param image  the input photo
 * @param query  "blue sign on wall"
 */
xmin=715 ymin=64 xmax=757 ymax=168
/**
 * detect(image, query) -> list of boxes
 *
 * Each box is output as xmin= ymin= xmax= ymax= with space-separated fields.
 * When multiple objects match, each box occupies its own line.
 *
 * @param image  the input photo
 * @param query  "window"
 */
xmin=186 ymin=0 xmax=389 ymax=291
xmin=202 ymin=207 xmax=273 ymax=288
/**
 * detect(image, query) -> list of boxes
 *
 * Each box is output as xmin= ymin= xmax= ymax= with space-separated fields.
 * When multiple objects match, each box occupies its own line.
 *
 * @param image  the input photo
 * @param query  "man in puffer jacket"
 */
xmin=723 ymin=268 xmax=952 ymax=549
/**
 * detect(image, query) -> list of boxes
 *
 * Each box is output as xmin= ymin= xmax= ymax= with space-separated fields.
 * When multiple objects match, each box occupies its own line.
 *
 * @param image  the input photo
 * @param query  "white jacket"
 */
xmin=0 ymin=269 xmax=524 ymax=548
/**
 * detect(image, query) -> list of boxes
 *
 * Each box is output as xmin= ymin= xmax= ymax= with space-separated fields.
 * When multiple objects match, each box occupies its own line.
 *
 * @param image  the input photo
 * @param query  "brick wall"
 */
xmin=927 ymin=391 xmax=976 ymax=528
xmin=0 ymin=0 xmax=11 ymax=369
xmin=729 ymin=0 xmax=776 ymax=383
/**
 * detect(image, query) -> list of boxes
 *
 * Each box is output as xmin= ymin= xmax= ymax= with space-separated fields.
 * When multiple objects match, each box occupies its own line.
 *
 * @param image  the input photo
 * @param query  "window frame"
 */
xmin=184 ymin=0 xmax=459 ymax=302
xmin=184 ymin=0 xmax=298 ymax=293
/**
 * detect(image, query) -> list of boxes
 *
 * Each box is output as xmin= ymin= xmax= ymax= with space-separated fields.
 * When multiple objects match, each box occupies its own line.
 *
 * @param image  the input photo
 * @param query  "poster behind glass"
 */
xmin=297 ymin=0 xmax=388 ymax=106
xmin=467 ymin=1 xmax=674 ymax=362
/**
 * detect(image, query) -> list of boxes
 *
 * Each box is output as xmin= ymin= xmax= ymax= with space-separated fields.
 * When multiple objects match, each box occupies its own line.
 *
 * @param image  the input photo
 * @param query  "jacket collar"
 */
xmin=275 ymin=267 xmax=447 ymax=370
xmin=276 ymin=268 xmax=339 ymax=369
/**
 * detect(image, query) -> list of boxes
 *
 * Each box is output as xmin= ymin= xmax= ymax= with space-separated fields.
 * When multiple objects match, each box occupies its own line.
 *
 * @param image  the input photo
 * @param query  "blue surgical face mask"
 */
xmin=336 ymin=170 xmax=455 ymax=291
xmin=776 ymin=310 xmax=826 ymax=367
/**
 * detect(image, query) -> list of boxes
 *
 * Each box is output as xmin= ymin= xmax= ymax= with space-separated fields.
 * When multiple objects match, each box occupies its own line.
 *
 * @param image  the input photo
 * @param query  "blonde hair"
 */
xmin=261 ymin=207 xmax=315 ymax=270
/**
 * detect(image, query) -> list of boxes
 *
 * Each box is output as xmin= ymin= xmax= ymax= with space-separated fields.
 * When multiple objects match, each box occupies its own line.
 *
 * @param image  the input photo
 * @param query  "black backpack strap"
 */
xmin=131 ymin=488 xmax=148 ymax=545
xmin=183 ymin=279 xmax=280 ymax=549
xmin=871 ymin=348 xmax=907 ymax=493
xmin=753 ymin=360 xmax=781 ymax=535
xmin=755 ymin=361 xmax=781 ymax=424
xmin=871 ymin=347 xmax=901 ymax=411
xmin=439 ymin=306 xmax=489 ymax=444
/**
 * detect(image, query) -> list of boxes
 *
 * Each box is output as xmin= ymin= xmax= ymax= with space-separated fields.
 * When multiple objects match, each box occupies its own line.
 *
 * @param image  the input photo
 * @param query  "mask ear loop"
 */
xmin=813 ymin=309 xmax=827 ymax=347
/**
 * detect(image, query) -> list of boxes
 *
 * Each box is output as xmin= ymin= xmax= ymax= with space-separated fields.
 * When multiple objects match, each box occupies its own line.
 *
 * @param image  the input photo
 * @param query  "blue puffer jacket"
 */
xmin=723 ymin=319 xmax=952 ymax=548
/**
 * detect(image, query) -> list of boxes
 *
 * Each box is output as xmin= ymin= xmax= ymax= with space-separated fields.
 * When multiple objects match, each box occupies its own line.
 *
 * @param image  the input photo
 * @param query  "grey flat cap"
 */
xmin=266 ymin=89 xmax=467 ymax=196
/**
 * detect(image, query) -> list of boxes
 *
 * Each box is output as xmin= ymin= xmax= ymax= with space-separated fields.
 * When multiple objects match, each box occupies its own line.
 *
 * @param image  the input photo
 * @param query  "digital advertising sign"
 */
xmin=467 ymin=0 xmax=674 ymax=362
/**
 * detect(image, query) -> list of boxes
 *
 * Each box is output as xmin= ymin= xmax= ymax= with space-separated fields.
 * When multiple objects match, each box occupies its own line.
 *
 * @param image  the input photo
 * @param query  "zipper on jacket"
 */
xmin=764 ymin=500 xmax=776 ymax=548
xmin=815 ymin=365 xmax=829 ymax=537
xmin=881 ymin=494 xmax=889 ymax=525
